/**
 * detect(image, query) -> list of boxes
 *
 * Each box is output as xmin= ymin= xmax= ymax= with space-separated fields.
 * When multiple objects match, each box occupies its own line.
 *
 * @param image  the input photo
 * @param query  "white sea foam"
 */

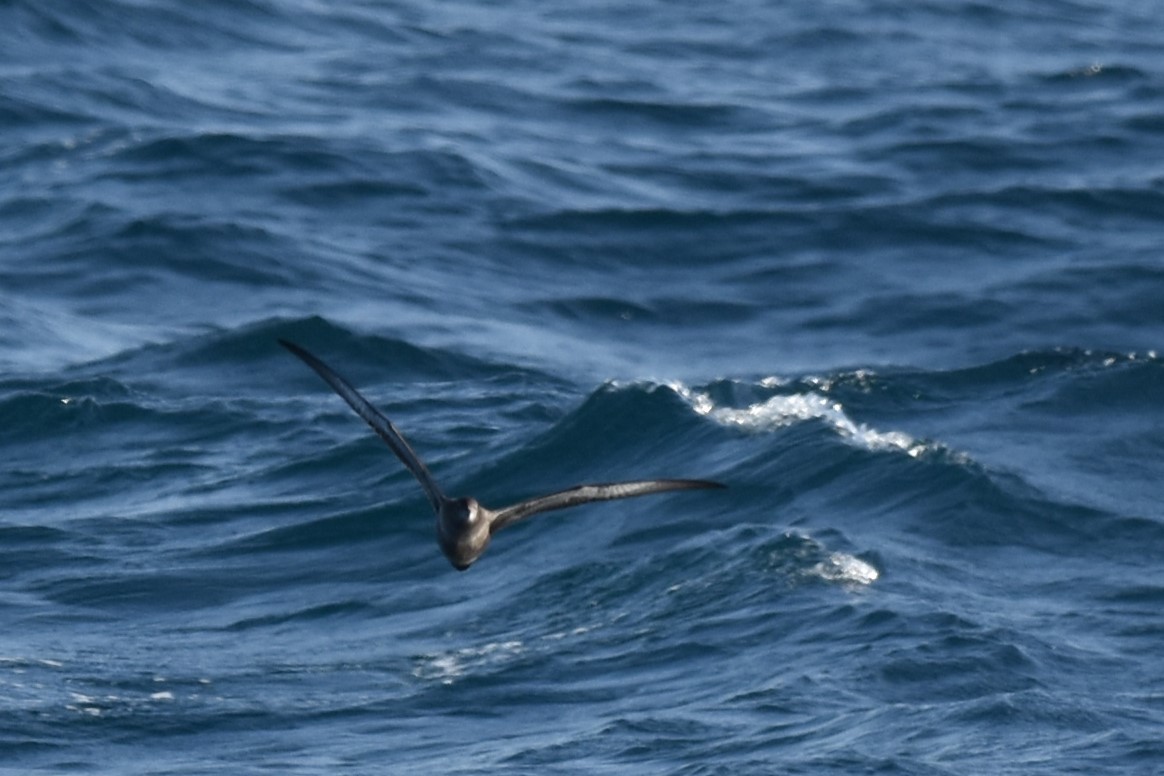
xmin=66 ymin=693 xmax=103 ymax=717
xmin=810 ymin=552 xmax=880 ymax=586
xmin=412 ymin=640 xmax=525 ymax=685
xmin=670 ymin=380 xmax=931 ymax=457
xmin=0 ymin=656 xmax=65 ymax=669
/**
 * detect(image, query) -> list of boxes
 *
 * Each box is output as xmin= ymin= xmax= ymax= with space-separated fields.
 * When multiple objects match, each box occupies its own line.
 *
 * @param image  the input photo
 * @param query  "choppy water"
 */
xmin=2 ymin=1 xmax=1163 ymax=773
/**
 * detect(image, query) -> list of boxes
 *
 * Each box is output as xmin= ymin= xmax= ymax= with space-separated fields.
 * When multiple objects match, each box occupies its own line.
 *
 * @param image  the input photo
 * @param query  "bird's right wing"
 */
xmin=279 ymin=339 xmax=446 ymax=513
xmin=490 ymin=479 xmax=724 ymax=533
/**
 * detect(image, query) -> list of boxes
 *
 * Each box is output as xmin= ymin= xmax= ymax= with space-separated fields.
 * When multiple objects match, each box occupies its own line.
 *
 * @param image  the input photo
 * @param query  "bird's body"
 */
xmin=279 ymin=339 xmax=724 ymax=570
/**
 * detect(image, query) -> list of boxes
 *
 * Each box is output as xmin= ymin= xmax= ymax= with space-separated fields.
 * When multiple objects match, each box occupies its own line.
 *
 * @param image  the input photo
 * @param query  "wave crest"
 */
xmin=668 ymin=378 xmax=936 ymax=458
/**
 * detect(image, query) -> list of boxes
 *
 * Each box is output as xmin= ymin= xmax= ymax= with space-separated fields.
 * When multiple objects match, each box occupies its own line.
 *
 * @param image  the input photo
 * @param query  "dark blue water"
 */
xmin=2 ymin=2 xmax=1163 ymax=773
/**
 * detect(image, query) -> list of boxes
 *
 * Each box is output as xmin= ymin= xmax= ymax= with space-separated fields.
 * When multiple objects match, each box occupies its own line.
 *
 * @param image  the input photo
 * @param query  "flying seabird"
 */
xmin=279 ymin=339 xmax=725 ymax=570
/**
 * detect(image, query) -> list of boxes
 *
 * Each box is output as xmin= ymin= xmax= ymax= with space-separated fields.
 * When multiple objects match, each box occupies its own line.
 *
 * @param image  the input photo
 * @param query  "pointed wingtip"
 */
xmin=678 ymin=479 xmax=727 ymax=490
xmin=278 ymin=337 xmax=304 ymax=356
xmin=279 ymin=338 xmax=325 ymax=371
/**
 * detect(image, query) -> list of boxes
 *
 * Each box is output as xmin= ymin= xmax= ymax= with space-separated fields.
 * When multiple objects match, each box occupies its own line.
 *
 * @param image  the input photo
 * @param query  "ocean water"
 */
xmin=2 ymin=1 xmax=1163 ymax=773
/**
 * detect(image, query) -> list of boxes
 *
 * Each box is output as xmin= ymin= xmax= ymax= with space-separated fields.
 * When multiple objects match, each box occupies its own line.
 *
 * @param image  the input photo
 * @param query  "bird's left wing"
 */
xmin=489 ymin=479 xmax=724 ymax=533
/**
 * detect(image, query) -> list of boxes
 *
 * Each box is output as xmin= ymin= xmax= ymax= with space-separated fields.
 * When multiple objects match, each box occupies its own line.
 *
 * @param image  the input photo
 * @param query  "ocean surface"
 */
xmin=2 ymin=1 xmax=1163 ymax=773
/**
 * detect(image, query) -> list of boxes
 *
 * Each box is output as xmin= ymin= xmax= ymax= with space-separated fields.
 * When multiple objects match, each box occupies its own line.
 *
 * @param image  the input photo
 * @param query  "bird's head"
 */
xmin=447 ymin=496 xmax=481 ymax=526
xmin=437 ymin=496 xmax=490 ymax=571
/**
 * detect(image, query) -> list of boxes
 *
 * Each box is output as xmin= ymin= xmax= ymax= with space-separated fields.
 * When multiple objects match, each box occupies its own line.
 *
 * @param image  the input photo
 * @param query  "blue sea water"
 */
xmin=2 ymin=1 xmax=1163 ymax=773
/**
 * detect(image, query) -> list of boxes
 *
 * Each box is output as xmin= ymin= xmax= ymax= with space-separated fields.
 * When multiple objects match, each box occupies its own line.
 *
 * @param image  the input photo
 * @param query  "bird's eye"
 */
xmin=453 ymin=499 xmax=475 ymax=523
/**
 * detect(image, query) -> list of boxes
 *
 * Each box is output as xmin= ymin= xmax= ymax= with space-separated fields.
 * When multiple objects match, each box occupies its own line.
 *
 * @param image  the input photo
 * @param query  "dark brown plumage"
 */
xmin=280 ymin=339 xmax=725 ymax=570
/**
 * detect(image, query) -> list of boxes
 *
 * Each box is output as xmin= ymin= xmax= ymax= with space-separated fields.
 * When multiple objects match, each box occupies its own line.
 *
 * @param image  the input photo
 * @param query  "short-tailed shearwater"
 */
xmin=279 ymin=339 xmax=725 ymax=570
